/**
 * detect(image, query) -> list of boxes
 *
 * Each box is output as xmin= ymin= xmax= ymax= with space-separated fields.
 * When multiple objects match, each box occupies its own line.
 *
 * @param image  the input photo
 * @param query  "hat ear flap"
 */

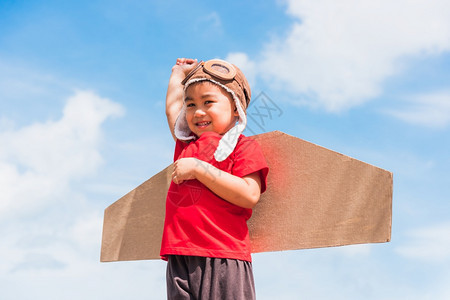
xmin=174 ymin=103 xmax=195 ymax=141
xmin=243 ymin=87 xmax=251 ymax=108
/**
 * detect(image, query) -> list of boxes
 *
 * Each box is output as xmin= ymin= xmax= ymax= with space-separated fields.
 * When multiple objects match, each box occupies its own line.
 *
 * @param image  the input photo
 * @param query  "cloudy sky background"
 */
xmin=1 ymin=0 xmax=450 ymax=299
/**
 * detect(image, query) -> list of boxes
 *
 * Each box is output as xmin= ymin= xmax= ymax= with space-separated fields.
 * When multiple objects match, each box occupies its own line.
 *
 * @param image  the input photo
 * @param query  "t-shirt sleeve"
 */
xmin=173 ymin=139 xmax=189 ymax=161
xmin=231 ymin=137 xmax=269 ymax=193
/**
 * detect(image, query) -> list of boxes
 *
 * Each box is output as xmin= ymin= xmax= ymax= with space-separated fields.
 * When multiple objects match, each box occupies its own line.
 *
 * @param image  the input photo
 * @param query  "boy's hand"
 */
xmin=172 ymin=157 xmax=199 ymax=184
xmin=172 ymin=58 xmax=198 ymax=78
xmin=172 ymin=156 xmax=262 ymax=209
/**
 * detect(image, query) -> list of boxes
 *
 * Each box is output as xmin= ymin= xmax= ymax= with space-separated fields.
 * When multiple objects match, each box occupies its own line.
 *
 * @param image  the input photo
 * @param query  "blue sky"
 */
xmin=1 ymin=0 xmax=450 ymax=299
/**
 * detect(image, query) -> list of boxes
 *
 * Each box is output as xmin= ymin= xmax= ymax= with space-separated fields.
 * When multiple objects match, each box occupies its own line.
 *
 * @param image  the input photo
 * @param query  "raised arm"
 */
xmin=166 ymin=58 xmax=198 ymax=141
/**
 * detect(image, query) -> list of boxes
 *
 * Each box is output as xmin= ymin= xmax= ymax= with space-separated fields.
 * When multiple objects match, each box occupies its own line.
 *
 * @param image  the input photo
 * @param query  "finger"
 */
xmin=184 ymin=58 xmax=197 ymax=64
xmin=176 ymin=58 xmax=187 ymax=66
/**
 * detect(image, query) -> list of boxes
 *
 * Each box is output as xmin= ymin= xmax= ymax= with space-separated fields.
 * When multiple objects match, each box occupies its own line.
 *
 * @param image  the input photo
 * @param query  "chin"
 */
xmin=195 ymin=130 xmax=223 ymax=137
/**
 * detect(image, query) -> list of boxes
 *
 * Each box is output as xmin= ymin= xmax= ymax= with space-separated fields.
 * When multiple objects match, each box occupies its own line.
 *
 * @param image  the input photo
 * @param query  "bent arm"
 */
xmin=166 ymin=58 xmax=197 ymax=141
xmin=172 ymin=158 xmax=262 ymax=209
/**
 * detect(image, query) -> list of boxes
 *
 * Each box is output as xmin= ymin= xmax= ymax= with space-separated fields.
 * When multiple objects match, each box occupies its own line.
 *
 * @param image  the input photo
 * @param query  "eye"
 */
xmin=186 ymin=103 xmax=195 ymax=108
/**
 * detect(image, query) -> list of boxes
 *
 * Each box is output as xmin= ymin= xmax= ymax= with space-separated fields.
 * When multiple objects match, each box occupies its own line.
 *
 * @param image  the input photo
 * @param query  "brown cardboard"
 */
xmin=101 ymin=131 xmax=392 ymax=262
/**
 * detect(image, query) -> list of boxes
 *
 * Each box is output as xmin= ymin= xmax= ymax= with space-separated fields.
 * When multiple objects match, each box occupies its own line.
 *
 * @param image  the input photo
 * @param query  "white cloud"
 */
xmin=335 ymin=243 xmax=372 ymax=256
xmin=0 ymin=90 xmax=124 ymax=218
xmin=194 ymin=11 xmax=223 ymax=38
xmin=0 ymin=89 xmax=127 ymax=291
xmin=386 ymin=90 xmax=450 ymax=128
xmin=201 ymin=12 xmax=222 ymax=29
xmin=69 ymin=212 xmax=104 ymax=254
xmin=0 ymin=59 xmax=68 ymax=101
xmin=235 ymin=0 xmax=450 ymax=112
xmin=0 ymin=90 xmax=171 ymax=300
xmin=395 ymin=222 xmax=450 ymax=262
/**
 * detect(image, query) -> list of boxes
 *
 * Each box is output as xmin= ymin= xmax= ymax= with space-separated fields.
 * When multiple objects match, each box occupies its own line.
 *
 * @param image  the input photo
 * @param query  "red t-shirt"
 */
xmin=160 ymin=132 xmax=269 ymax=262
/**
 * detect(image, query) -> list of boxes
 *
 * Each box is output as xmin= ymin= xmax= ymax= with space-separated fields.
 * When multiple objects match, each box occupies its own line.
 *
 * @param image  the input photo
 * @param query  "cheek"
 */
xmin=185 ymin=109 xmax=194 ymax=120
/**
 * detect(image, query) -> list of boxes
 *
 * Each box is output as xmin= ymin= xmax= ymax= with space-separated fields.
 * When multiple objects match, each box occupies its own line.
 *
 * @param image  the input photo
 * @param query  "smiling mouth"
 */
xmin=196 ymin=121 xmax=211 ymax=127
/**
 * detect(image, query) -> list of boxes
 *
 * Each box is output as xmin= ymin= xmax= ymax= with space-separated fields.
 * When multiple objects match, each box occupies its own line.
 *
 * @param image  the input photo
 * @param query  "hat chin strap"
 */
xmin=214 ymin=95 xmax=246 ymax=162
xmin=174 ymin=78 xmax=247 ymax=162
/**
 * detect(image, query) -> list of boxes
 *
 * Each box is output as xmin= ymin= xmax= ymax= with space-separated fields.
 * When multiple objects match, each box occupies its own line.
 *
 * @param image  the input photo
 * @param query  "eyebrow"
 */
xmin=184 ymin=92 xmax=220 ymax=102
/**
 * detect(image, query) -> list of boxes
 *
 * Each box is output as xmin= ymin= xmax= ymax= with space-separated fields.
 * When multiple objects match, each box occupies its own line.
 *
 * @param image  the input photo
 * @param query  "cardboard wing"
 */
xmin=101 ymin=131 xmax=392 ymax=262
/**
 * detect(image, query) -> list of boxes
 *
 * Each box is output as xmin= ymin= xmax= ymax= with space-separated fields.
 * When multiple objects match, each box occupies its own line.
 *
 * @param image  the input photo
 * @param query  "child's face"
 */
xmin=184 ymin=82 xmax=238 ymax=137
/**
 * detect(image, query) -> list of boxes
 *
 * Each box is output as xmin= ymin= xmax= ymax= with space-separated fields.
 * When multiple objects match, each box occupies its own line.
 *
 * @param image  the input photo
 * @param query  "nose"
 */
xmin=194 ymin=107 xmax=206 ymax=117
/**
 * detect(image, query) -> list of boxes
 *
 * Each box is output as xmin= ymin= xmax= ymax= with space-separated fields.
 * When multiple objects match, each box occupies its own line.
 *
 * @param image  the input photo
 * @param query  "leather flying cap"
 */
xmin=182 ymin=59 xmax=251 ymax=112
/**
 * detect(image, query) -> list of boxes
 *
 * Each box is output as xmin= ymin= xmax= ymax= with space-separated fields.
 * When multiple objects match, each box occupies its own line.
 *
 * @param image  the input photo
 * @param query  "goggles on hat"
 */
xmin=181 ymin=59 xmax=237 ymax=85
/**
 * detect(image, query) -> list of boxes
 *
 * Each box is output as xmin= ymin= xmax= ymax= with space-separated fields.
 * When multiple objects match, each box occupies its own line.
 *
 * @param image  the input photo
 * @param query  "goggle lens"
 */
xmin=203 ymin=60 xmax=236 ymax=81
xmin=181 ymin=59 xmax=237 ymax=85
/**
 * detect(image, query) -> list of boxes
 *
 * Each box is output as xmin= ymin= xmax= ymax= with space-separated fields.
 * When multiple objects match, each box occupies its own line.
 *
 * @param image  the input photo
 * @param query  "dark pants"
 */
xmin=166 ymin=255 xmax=256 ymax=300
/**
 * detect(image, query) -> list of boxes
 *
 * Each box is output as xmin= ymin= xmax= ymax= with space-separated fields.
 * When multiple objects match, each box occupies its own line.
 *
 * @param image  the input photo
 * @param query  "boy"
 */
xmin=161 ymin=58 xmax=269 ymax=299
